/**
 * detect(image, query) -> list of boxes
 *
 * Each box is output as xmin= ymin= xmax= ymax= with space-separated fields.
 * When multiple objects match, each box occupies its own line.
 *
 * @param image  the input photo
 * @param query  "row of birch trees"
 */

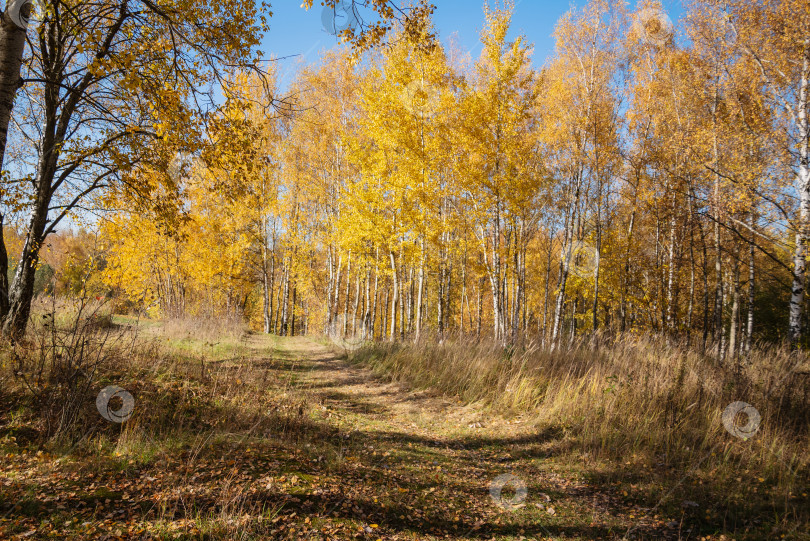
xmin=102 ymin=0 xmax=810 ymax=354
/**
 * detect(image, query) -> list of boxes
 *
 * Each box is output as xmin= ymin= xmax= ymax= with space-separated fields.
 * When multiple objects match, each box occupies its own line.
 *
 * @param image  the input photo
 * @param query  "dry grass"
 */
xmin=2 ymin=307 xmax=808 ymax=539
xmin=1 ymin=310 xmax=327 ymax=539
xmin=353 ymin=332 xmax=810 ymax=533
xmin=160 ymin=313 xmax=247 ymax=343
xmin=1 ymin=296 xmax=140 ymax=442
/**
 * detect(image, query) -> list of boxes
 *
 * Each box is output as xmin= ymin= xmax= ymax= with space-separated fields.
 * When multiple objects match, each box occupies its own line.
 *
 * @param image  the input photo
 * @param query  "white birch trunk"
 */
xmin=789 ymin=40 xmax=810 ymax=343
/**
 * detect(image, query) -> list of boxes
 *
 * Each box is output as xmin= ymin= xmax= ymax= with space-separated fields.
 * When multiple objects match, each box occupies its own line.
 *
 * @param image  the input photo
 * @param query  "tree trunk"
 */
xmin=620 ymin=208 xmax=636 ymax=333
xmin=552 ymin=201 xmax=576 ymax=346
xmin=326 ymin=247 xmax=334 ymax=327
xmin=476 ymin=276 xmax=483 ymax=339
xmin=438 ymin=254 xmax=446 ymax=337
xmin=592 ymin=175 xmax=603 ymax=333
xmin=789 ymin=40 xmax=810 ymax=344
xmin=552 ymin=174 xmax=580 ymax=346
xmin=291 ymin=285 xmax=297 ymax=336
xmin=0 ymin=214 xmax=9 ymax=319
xmin=280 ymin=262 xmax=290 ymax=336
xmin=331 ymin=252 xmax=342 ymax=328
xmin=407 ymin=266 xmax=413 ymax=334
xmin=371 ymin=287 xmax=378 ymax=341
xmin=371 ymin=248 xmax=379 ymax=339
xmin=711 ymin=82 xmax=726 ymax=357
xmin=415 ymin=240 xmax=425 ymax=341
xmin=512 ymin=232 xmax=522 ymax=340
xmin=1 ymin=0 xmax=133 ymax=337
xmin=389 ymin=251 xmax=398 ymax=341
xmin=399 ymin=248 xmax=406 ymax=341
xmin=666 ymin=190 xmax=677 ymax=334
xmin=383 ymin=287 xmax=390 ymax=341
xmin=593 ymin=221 xmax=602 ymax=332
xmin=274 ymin=280 xmax=281 ymax=333
xmin=719 ymin=270 xmax=728 ymax=362
xmin=728 ymin=252 xmax=741 ymax=364
xmin=352 ymin=273 xmax=361 ymax=337
xmin=542 ymin=235 xmax=553 ymax=342
xmin=262 ymin=257 xmax=271 ymax=334
xmin=262 ymin=232 xmax=275 ymax=334
xmin=521 ymin=243 xmax=528 ymax=335
xmin=3 ymin=189 xmax=51 ymax=337
xmin=569 ymin=298 xmax=577 ymax=343
xmin=490 ymin=205 xmax=503 ymax=340
xmin=687 ymin=185 xmax=696 ymax=345
xmin=488 ymin=269 xmax=500 ymax=340
xmin=460 ymin=241 xmax=467 ymax=334
xmin=0 ymin=12 xmax=28 ymax=318
xmin=364 ymin=267 xmax=371 ymax=339
xmin=745 ymin=211 xmax=756 ymax=357
xmin=0 ymin=8 xmax=27 ymax=168
xmin=343 ymin=254 xmax=351 ymax=335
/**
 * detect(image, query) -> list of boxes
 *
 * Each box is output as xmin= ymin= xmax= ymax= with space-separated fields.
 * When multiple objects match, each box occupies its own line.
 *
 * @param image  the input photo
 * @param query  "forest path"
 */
xmin=241 ymin=336 xmax=676 ymax=540
xmin=0 ymin=333 xmax=680 ymax=540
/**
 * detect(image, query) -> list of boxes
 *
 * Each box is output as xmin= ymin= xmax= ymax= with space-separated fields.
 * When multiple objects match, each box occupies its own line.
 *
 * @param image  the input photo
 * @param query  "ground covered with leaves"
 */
xmin=0 ymin=330 xmax=806 ymax=540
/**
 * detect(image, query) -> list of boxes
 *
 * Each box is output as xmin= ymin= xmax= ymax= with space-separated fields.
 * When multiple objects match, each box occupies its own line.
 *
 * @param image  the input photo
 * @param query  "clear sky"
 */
xmin=262 ymin=0 xmax=686 ymax=90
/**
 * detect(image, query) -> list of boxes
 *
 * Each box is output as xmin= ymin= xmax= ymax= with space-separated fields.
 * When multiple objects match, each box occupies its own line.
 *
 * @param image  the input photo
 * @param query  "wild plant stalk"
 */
xmin=6 ymin=281 xmax=142 ymax=441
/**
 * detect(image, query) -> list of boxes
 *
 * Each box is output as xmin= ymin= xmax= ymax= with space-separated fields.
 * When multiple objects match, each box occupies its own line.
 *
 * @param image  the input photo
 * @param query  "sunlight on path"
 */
xmin=0 ymin=333 xmax=683 ymax=540
xmin=249 ymin=336 xmax=674 ymax=540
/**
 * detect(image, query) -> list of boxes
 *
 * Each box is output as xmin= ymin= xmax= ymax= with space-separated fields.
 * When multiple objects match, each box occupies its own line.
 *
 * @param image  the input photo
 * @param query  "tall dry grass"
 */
xmin=161 ymin=313 xmax=247 ymax=343
xmin=354 ymin=332 xmax=809 ymax=521
xmin=0 ymin=306 xmax=329 ymax=538
xmin=2 ymin=296 xmax=140 ymax=443
xmin=1 ymin=303 xmax=254 ymax=450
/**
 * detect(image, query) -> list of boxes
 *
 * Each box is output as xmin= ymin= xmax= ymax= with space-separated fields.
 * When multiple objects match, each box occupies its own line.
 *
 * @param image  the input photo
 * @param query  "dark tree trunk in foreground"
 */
xmin=3 ymin=176 xmax=51 ymax=337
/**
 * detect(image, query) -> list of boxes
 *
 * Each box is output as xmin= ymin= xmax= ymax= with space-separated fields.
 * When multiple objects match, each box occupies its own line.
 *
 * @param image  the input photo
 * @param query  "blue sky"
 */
xmin=263 ymin=0 xmax=686 ymax=90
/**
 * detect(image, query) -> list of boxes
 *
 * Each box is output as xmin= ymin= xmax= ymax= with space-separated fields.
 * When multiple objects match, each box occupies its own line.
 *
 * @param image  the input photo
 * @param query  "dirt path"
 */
xmin=0 ymin=334 xmax=682 ymax=540
xmin=244 ymin=337 xmax=678 ymax=540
